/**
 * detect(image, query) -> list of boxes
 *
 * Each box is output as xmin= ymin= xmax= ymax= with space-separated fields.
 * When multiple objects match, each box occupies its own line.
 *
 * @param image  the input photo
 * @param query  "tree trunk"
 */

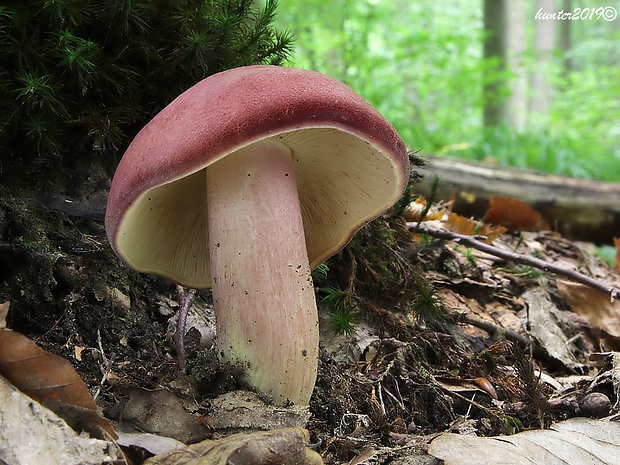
xmin=530 ymin=0 xmax=557 ymax=121
xmin=559 ymin=0 xmax=573 ymax=77
xmin=483 ymin=0 xmax=527 ymax=130
xmin=417 ymin=156 xmax=620 ymax=244
xmin=483 ymin=0 xmax=507 ymax=128
xmin=505 ymin=0 xmax=527 ymax=130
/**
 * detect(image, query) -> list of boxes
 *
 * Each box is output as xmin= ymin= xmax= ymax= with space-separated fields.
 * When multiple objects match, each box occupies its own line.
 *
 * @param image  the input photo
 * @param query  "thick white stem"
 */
xmin=206 ymin=139 xmax=319 ymax=405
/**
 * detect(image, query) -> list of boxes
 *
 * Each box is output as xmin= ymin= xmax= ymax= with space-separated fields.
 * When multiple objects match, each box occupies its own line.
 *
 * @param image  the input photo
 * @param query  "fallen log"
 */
xmin=416 ymin=156 xmax=620 ymax=244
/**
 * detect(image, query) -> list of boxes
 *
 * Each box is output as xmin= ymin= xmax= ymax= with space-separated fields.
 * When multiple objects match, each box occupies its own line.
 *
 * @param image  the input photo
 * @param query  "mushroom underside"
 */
xmin=112 ymin=128 xmax=405 ymax=289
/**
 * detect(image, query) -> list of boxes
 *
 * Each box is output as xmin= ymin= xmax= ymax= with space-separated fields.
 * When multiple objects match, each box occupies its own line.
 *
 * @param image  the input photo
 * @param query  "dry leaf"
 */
xmin=445 ymin=212 xmax=507 ymax=243
xmin=556 ymin=280 xmax=620 ymax=339
xmin=0 ymin=375 xmax=124 ymax=465
xmin=473 ymin=377 xmax=498 ymax=400
xmin=209 ymin=390 xmax=311 ymax=432
xmin=144 ymin=427 xmax=323 ymax=465
xmin=121 ymin=388 xmax=212 ymax=444
xmin=74 ymin=345 xmax=85 ymax=362
xmin=522 ymin=287 xmax=584 ymax=371
xmin=0 ymin=302 xmax=9 ymax=329
xmin=403 ymin=197 xmax=445 ymax=222
xmin=613 ymin=237 xmax=620 ymax=273
xmin=429 ymin=417 xmax=620 ymax=465
xmin=115 ymin=432 xmax=186 ymax=457
xmin=0 ymin=328 xmax=117 ymax=439
xmin=484 ymin=196 xmax=549 ymax=231
xmin=433 ymin=376 xmax=494 ymax=398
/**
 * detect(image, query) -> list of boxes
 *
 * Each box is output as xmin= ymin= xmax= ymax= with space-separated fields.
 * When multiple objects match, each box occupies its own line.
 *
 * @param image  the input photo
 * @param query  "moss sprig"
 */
xmin=0 ymin=0 xmax=293 ymax=185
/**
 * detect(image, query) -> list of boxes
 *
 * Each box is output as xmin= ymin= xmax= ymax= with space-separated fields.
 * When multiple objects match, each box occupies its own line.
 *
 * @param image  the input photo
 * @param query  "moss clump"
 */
xmin=0 ymin=0 xmax=293 ymax=185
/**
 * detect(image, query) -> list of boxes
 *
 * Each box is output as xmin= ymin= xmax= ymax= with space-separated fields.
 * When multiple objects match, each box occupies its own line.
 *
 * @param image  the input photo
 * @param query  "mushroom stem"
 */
xmin=206 ymin=139 xmax=319 ymax=405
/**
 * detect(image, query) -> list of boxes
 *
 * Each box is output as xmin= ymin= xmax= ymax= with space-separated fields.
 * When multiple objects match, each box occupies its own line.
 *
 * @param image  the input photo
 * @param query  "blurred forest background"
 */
xmin=273 ymin=0 xmax=620 ymax=181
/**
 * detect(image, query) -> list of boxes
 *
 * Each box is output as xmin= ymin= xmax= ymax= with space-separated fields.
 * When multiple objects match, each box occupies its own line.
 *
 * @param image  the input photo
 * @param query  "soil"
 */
xmin=1 ymin=184 xmax=619 ymax=464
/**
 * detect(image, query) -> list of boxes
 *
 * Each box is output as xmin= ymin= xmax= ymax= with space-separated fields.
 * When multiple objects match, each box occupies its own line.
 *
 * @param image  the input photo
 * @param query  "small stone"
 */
xmin=580 ymin=392 xmax=611 ymax=418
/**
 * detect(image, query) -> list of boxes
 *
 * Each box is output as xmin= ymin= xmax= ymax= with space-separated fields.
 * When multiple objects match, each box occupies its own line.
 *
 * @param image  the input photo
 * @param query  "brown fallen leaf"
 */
xmin=0 ymin=328 xmax=117 ymax=439
xmin=614 ymin=237 xmax=620 ymax=273
xmin=120 ymin=388 xmax=212 ymax=444
xmin=484 ymin=196 xmax=549 ymax=231
xmin=445 ymin=212 xmax=507 ymax=243
xmin=144 ymin=427 xmax=323 ymax=465
xmin=474 ymin=377 xmax=498 ymax=400
xmin=0 ymin=375 xmax=124 ymax=465
xmin=434 ymin=376 xmax=494 ymax=398
xmin=209 ymin=390 xmax=311 ymax=433
xmin=429 ymin=417 xmax=620 ymax=465
xmin=0 ymin=302 xmax=9 ymax=329
xmin=556 ymin=280 xmax=620 ymax=341
xmin=403 ymin=197 xmax=445 ymax=222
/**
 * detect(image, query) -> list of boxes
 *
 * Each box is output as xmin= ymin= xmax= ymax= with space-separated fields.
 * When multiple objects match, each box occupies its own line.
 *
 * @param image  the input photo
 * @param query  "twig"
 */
xmin=174 ymin=285 xmax=196 ymax=373
xmin=93 ymin=328 xmax=115 ymax=401
xmin=409 ymin=222 xmax=620 ymax=302
xmin=443 ymin=388 xmax=505 ymax=423
xmin=447 ymin=310 xmax=530 ymax=347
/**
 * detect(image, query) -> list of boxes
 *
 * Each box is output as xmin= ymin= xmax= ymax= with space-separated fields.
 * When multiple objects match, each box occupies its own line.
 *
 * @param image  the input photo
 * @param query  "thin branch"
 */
xmin=93 ymin=328 xmax=115 ymax=401
xmin=409 ymin=222 xmax=620 ymax=302
xmin=447 ymin=310 xmax=530 ymax=347
xmin=174 ymin=285 xmax=196 ymax=373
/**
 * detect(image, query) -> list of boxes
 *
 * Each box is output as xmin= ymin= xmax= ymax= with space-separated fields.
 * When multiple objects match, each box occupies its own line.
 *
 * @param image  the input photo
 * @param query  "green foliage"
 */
xmin=313 ymin=263 xmax=359 ymax=336
xmin=463 ymin=248 xmax=477 ymax=267
xmin=410 ymin=278 xmax=442 ymax=325
xmin=0 ymin=0 xmax=293 ymax=182
xmin=456 ymin=124 xmax=620 ymax=181
xmin=275 ymin=0 xmax=485 ymax=152
xmin=311 ymin=262 xmax=329 ymax=281
xmin=274 ymin=0 xmax=619 ymax=181
xmin=595 ymin=245 xmax=616 ymax=267
xmin=321 ymin=286 xmax=352 ymax=312
xmin=500 ymin=414 xmax=524 ymax=435
xmin=321 ymin=286 xmax=358 ymax=335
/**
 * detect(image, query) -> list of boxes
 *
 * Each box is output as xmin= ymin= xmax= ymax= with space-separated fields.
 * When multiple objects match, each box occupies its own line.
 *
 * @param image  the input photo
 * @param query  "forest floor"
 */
xmin=1 ymin=190 xmax=620 ymax=464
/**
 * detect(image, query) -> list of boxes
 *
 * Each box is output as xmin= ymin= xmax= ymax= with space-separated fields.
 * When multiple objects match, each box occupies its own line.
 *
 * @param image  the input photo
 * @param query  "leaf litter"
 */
xmin=2 ymin=193 xmax=620 ymax=463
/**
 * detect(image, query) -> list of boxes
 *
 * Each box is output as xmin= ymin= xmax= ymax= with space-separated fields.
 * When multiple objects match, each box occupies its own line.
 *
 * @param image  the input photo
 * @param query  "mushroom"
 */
xmin=105 ymin=65 xmax=409 ymax=406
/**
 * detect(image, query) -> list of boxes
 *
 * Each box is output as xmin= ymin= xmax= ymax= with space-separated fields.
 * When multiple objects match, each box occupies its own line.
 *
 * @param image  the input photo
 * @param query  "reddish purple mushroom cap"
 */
xmin=105 ymin=65 xmax=409 ymax=289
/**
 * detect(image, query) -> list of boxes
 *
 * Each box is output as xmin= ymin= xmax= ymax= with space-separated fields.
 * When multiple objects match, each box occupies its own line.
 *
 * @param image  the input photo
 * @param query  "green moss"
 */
xmin=0 ymin=0 xmax=293 ymax=185
xmin=320 ymin=286 xmax=358 ymax=335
